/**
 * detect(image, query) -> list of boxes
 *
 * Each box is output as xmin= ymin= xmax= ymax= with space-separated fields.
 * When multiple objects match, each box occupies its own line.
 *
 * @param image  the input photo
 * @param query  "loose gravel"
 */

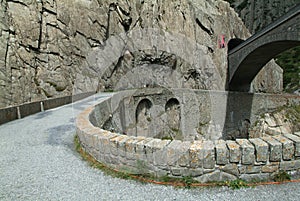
xmin=1 ymin=93 xmax=300 ymax=201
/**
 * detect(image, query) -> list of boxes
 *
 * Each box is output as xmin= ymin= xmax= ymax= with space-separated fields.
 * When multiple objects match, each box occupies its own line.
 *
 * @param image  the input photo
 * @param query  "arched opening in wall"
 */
xmin=228 ymin=38 xmax=245 ymax=52
xmin=165 ymin=98 xmax=182 ymax=140
xmin=135 ymin=99 xmax=153 ymax=137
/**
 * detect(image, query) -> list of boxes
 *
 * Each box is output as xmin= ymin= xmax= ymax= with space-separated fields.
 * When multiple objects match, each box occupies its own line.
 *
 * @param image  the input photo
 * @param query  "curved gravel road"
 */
xmin=1 ymin=93 xmax=300 ymax=201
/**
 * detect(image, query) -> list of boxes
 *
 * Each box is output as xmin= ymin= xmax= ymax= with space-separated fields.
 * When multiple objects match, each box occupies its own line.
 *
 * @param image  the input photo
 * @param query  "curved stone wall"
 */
xmin=76 ymin=90 xmax=300 ymax=182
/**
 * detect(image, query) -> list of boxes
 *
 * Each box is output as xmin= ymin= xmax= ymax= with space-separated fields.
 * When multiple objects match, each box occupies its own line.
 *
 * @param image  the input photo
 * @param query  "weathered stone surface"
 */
xmin=0 ymin=0 xmax=282 ymax=108
xmin=166 ymin=140 xmax=184 ymax=167
xmin=110 ymin=135 xmax=126 ymax=156
xmin=294 ymin=132 xmax=300 ymax=137
xmin=240 ymin=173 xmax=270 ymax=182
xmin=125 ymin=137 xmax=140 ymax=160
xmin=284 ymin=134 xmax=300 ymax=157
xmin=236 ymin=139 xmax=255 ymax=165
xmin=249 ymin=138 xmax=268 ymax=163
xmin=195 ymin=170 xmax=236 ymax=183
xmin=280 ymin=160 xmax=300 ymax=171
xmin=226 ymin=140 xmax=241 ymax=163
xmin=189 ymin=141 xmax=203 ymax=168
xmin=183 ymin=168 xmax=203 ymax=177
xmin=98 ymin=131 xmax=118 ymax=155
xmin=77 ymin=101 xmax=300 ymax=184
xmin=261 ymin=136 xmax=282 ymax=162
xmin=238 ymin=165 xmax=261 ymax=174
xmin=215 ymin=140 xmax=229 ymax=165
xmin=153 ymin=140 xmax=171 ymax=166
xmin=220 ymin=164 xmax=239 ymax=176
xmin=228 ymin=0 xmax=298 ymax=34
xmin=252 ymin=109 xmax=300 ymax=137
xmin=177 ymin=141 xmax=192 ymax=167
xmin=135 ymin=138 xmax=153 ymax=160
xmin=262 ymin=162 xmax=279 ymax=173
xmin=189 ymin=140 xmax=216 ymax=169
xmin=203 ymin=140 xmax=216 ymax=169
xmin=272 ymin=135 xmax=294 ymax=160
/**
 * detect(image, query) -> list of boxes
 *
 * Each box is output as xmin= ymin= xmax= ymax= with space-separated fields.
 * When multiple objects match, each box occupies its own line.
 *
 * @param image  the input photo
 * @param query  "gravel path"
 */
xmin=1 ymin=93 xmax=300 ymax=201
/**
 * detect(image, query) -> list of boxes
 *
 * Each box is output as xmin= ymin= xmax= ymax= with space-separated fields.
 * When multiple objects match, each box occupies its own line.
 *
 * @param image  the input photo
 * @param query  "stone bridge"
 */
xmin=228 ymin=4 xmax=300 ymax=91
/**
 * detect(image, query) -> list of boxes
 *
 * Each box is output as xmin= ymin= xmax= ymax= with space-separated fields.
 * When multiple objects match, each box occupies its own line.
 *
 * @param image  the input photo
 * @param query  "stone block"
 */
xmin=220 ymin=164 xmax=239 ymax=176
xmin=280 ymin=160 xmax=300 ymax=171
xmin=171 ymin=167 xmax=185 ymax=176
xmin=261 ymin=136 xmax=282 ymax=162
xmin=238 ymin=165 xmax=261 ymax=174
xmin=177 ymin=141 xmax=192 ymax=167
xmin=125 ymin=137 xmax=138 ymax=160
xmin=166 ymin=140 xmax=183 ymax=166
xmin=180 ymin=168 xmax=203 ymax=177
xmin=153 ymin=140 xmax=170 ymax=167
xmin=284 ymin=134 xmax=300 ymax=157
xmin=189 ymin=141 xmax=204 ymax=168
xmin=240 ymin=173 xmax=270 ymax=182
xmin=109 ymin=135 xmax=126 ymax=156
xmin=272 ymin=135 xmax=294 ymax=160
xmin=236 ymin=139 xmax=255 ymax=165
xmin=215 ymin=140 xmax=229 ymax=165
xmin=262 ymin=162 xmax=279 ymax=173
xmin=135 ymin=138 xmax=153 ymax=160
xmin=92 ymin=134 xmax=100 ymax=151
xmin=249 ymin=138 xmax=268 ymax=162
xmin=98 ymin=131 xmax=118 ymax=155
xmin=144 ymin=139 xmax=161 ymax=162
xmin=117 ymin=136 xmax=131 ymax=158
xmin=165 ymin=140 xmax=191 ymax=167
xmin=226 ymin=140 xmax=241 ymax=163
xmin=195 ymin=170 xmax=236 ymax=183
xmin=203 ymin=140 xmax=216 ymax=169
xmin=189 ymin=140 xmax=215 ymax=169
xmin=132 ymin=137 xmax=147 ymax=159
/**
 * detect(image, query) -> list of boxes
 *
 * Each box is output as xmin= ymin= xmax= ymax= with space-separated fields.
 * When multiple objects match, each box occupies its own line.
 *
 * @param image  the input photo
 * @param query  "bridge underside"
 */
xmin=228 ymin=4 xmax=300 ymax=92
xmin=229 ymin=41 xmax=300 ymax=91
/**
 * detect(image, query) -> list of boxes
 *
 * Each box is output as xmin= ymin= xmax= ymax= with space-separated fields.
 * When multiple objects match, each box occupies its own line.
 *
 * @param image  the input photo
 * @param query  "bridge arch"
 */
xmin=228 ymin=4 xmax=300 ymax=91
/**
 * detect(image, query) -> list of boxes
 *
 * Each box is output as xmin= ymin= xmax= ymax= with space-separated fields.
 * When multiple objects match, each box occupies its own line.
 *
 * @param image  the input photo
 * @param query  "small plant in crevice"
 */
xmin=224 ymin=179 xmax=249 ymax=189
xmin=181 ymin=176 xmax=196 ymax=189
xmin=273 ymin=170 xmax=291 ymax=182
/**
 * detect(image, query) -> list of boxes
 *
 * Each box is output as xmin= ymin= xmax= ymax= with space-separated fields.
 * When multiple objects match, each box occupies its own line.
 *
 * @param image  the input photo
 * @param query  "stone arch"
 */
xmin=228 ymin=5 xmax=300 ymax=91
xmin=229 ymin=41 xmax=300 ymax=91
xmin=165 ymin=98 xmax=181 ymax=139
xmin=135 ymin=99 xmax=153 ymax=137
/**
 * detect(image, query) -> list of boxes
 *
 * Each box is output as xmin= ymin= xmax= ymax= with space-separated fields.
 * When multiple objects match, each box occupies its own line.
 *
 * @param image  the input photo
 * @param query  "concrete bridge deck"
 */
xmin=1 ymin=93 xmax=300 ymax=200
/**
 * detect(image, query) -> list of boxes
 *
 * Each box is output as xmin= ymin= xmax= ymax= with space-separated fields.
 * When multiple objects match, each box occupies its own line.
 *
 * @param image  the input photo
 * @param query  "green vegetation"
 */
xmin=224 ymin=179 xmax=249 ymax=189
xmin=161 ymin=136 xmax=173 ymax=141
xmin=273 ymin=171 xmax=291 ymax=182
xmin=275 ymin=46 xmax=300 ymax=93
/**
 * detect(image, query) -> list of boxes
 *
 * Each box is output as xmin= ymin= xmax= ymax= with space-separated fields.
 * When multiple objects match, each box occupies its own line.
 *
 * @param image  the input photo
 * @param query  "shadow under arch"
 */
xmin=165 ymin=98 xmax=181 ymax=140
xmin=224 ymin=43 xmax=300 ymax=140
xmin=227 ymin=38 xmax=245 ymax=52
xmin=229 ymin=41 xmax=300 ymax=92
xmin=135 ymin=98 xmax=153 ymax=137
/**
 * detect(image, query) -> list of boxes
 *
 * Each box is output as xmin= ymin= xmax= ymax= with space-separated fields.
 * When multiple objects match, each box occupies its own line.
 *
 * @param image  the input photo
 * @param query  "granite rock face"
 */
xmin=0 ymin=0 xmax=282 ymax=108
xmin=228 ymin=0 xmax=299 ymax=34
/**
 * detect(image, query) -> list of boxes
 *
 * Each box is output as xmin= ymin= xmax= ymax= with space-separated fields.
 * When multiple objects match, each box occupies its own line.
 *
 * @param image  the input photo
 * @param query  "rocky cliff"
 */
xmin=0 ymin=0 xmax=282 ymax=108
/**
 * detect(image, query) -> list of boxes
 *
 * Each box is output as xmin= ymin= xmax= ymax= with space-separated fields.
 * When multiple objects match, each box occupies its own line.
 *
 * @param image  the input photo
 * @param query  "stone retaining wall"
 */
xmin=76 ymin=91 xmax=300 ymax=182
xmin=89 ymin=89 xmax=300 ymax=140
